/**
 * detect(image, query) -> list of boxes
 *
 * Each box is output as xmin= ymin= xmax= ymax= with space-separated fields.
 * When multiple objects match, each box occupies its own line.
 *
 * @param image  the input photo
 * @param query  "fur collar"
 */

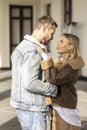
xmin=67 ymin=56 xmax=85 ymax=70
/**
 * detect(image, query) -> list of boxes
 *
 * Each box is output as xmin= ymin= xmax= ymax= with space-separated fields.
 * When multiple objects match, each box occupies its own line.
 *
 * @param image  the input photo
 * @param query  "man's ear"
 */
xmin=43 ymin=24 xmax=48 ymax=33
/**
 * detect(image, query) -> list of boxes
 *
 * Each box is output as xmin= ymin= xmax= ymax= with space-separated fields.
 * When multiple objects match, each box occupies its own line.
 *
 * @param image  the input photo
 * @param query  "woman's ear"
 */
xmin=69 ymin=45 xmax=73 ymax=50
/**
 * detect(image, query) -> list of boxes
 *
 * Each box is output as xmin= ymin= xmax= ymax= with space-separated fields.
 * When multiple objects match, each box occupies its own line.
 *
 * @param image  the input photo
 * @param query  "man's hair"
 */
xmin=35 ymin=15 xmax=58 ymax=29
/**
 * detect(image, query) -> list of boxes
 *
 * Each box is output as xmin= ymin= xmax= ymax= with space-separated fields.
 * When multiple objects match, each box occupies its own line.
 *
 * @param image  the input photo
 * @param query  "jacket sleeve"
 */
xmin=41 ymin=57 xmax=79 ymax=86
xmin=20 ymin=50 xmax=58 ymax=97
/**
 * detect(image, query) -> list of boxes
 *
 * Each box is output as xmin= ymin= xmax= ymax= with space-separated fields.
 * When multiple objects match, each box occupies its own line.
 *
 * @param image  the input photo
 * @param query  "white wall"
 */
xmin=51 ymin=0 xmax=64 ymax=60
xmin=0 ymin=1 xmax=1 ymax=67
xmin=72 ymin=0 xmax=87 ymax=76
xmin=0 ymin=0 xmax=10 ymax=68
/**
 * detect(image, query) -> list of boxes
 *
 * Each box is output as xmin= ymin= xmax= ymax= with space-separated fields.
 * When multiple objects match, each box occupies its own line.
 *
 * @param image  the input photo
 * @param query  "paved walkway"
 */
xmin=0 ymin=70 xmax=21 ymax=130
xmin=0 ymin=70 xmax=87 ymax=130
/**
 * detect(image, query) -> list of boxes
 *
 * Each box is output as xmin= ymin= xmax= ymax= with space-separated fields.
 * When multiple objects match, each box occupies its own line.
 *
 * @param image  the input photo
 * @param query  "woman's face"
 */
xmin=56 ymin=35 xmax=72 ymax=54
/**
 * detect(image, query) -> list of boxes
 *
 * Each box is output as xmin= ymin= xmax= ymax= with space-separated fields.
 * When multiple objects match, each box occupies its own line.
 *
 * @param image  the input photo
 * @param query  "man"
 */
xmin=10 ymin=15 xmax=58 ymax=130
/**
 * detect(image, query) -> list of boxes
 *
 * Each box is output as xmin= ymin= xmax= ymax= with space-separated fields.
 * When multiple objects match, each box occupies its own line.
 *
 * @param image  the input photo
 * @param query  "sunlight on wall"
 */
xmin=0 ymin=53 xmax=2 ymax=67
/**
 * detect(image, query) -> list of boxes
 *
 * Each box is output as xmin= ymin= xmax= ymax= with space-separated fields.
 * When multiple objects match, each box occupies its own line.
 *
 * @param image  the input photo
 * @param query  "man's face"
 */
xmin=42 ymin=27 xmax=56 ymax=45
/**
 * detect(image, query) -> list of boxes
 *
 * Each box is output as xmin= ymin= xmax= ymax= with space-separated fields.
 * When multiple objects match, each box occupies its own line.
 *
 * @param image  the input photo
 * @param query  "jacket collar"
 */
xmin=68 ymin=56 xmax=85 ymax=70
xmin=24 ymin=34 xmax=46 ymax=50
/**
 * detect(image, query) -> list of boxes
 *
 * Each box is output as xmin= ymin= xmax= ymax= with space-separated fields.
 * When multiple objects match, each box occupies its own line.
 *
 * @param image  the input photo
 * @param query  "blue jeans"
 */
xmin=16 ymin=108 xmax=47 ymax=130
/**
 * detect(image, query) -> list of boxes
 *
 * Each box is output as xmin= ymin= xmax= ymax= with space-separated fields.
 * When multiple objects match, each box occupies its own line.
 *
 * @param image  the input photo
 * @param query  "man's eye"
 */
xmin=61 ymin=40 xmax=63 ymax=43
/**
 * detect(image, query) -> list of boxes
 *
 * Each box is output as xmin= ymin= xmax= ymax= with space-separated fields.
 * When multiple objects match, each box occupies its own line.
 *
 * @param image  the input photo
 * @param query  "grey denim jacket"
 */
xmin=10 ymin=35 xmax=58 ymax=112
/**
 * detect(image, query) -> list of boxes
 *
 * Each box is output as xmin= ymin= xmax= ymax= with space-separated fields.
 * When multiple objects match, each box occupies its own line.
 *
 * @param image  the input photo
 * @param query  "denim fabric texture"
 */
xmin=16 ymin=108 xmax=47 ymax=130
xmin=10 ymin=35 xmax=58 ymax=111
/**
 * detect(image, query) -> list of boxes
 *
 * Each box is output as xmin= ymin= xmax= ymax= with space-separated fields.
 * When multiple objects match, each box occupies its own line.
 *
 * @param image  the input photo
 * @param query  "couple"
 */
xmin=10 ymin=15 xmax=85 ymax=130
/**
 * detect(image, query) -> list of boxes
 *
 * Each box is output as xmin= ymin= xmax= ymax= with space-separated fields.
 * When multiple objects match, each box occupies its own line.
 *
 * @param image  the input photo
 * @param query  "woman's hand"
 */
xmin=36 ymin=45 xmax=45 ymax=55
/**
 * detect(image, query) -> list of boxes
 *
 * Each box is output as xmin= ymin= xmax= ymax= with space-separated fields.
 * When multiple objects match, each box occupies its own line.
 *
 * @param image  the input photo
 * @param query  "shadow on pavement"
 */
xmin=0 ymin=117 xmax=21 ymax=130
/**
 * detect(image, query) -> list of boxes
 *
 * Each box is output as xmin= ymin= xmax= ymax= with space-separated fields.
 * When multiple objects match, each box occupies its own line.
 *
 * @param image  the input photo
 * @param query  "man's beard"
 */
xmin=44 ymin=41 xmax=50 ymax=45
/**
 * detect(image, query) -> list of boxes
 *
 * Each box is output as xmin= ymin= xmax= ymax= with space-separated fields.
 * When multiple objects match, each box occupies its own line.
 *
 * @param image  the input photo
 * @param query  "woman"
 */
xmin=36 ymin=34 xmax=85 ymax=130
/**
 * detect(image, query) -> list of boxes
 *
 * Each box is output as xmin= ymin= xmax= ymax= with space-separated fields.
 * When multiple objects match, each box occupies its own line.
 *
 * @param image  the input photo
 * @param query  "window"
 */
xmin=9 ymin=5 xmax=33 ymax=53
xmin=64 ymin=0 xmax=72 ymax=24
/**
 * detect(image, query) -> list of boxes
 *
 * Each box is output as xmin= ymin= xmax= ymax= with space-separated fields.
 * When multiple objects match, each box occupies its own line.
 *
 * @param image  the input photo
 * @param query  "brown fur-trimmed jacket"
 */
xmin=41 ymin=56 xmax=85 ymax=109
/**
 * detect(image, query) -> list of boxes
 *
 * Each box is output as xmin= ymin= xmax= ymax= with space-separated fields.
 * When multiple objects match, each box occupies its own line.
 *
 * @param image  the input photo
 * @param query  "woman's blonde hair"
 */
xmin=62 ymin=33 xmax=80 ymax=60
